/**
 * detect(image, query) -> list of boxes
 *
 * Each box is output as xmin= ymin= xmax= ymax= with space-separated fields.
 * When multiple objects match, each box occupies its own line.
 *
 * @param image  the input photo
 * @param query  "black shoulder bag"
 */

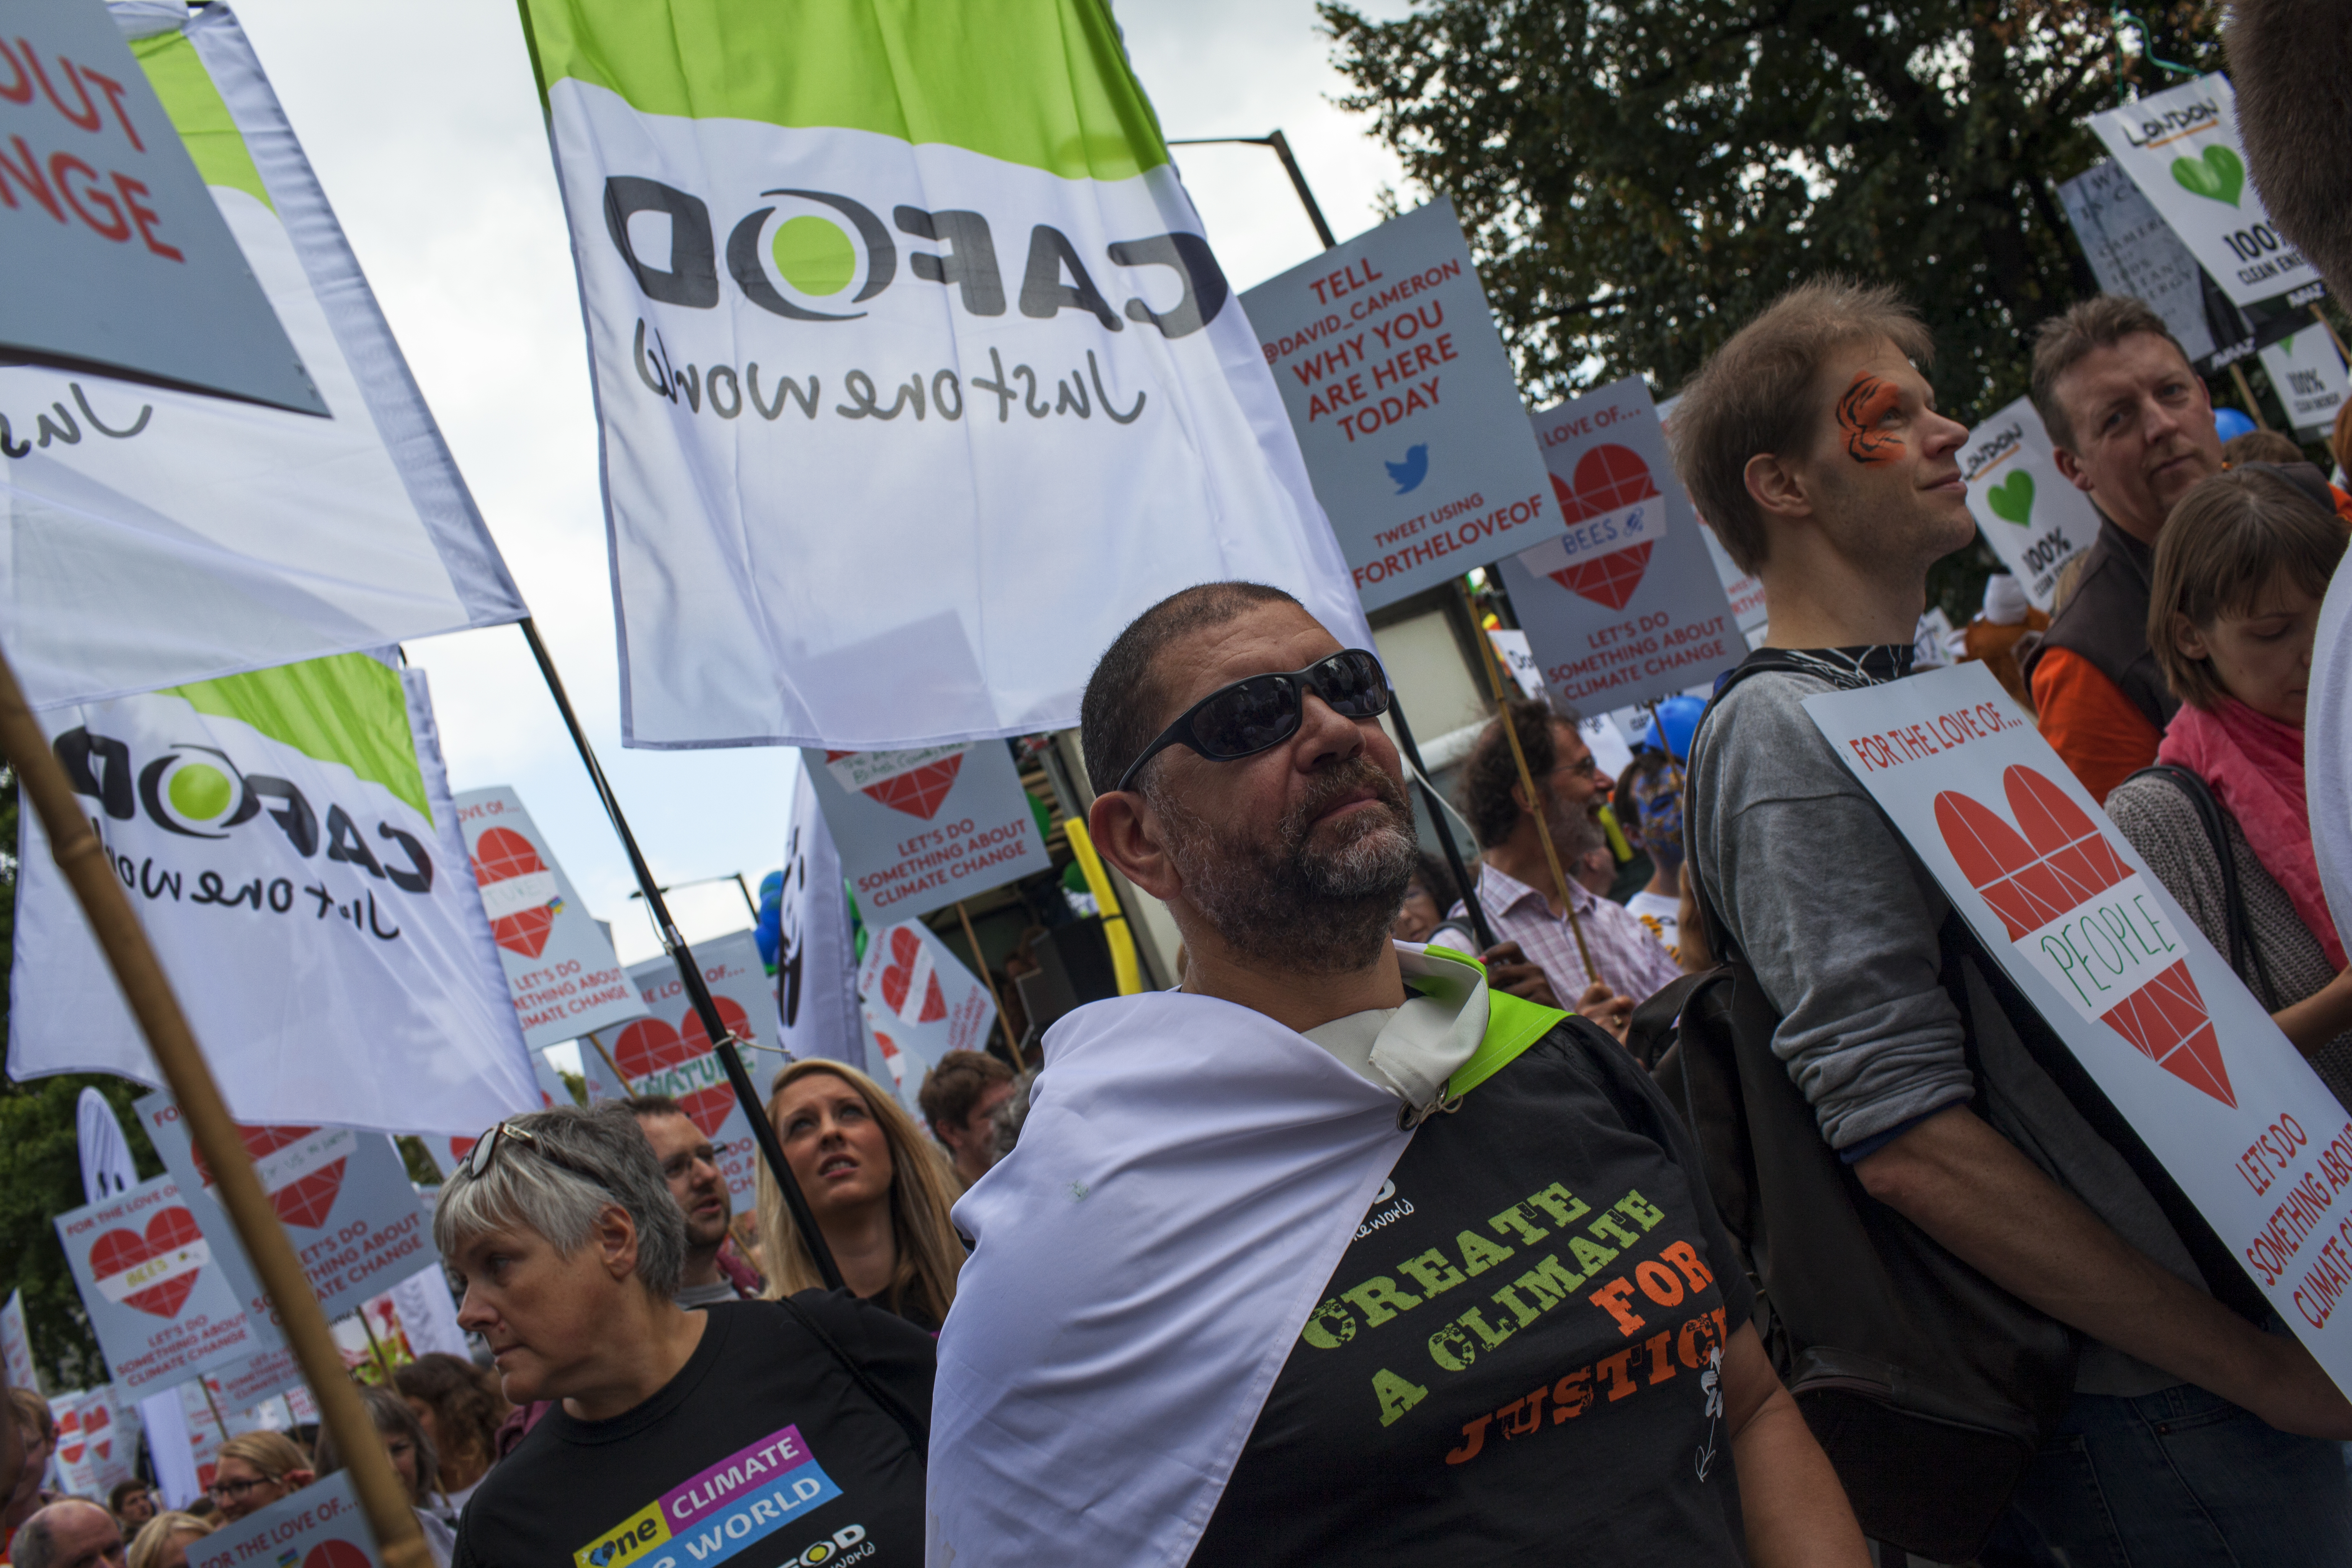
xmin=776 ymin=1290 xmax=929 ymax=1465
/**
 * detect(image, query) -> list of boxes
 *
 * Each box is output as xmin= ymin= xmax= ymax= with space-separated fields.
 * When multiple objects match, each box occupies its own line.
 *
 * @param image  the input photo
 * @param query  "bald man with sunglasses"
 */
xmin=924 ymin=582 xmax=1865 ymax=1568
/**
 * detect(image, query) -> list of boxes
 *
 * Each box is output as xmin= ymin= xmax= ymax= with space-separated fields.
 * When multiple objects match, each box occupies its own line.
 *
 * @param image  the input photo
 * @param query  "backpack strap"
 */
xmin=775 ymin=1290 xmax=929 ymax=1465
xmin=2126 ymin=763 xmax=2279 ymax=1008
xmin=1447 ymin=988 xmax=1568 ymax=1098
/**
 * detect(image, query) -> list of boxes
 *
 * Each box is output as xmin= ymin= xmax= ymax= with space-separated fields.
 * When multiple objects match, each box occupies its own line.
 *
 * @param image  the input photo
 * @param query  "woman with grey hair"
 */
xmin=432 ymin=1104 xmax=933 ymax=1567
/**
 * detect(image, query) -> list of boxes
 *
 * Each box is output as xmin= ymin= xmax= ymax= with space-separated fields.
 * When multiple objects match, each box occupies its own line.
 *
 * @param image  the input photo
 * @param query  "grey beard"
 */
xmin=1153 ymin=761 xmax=1421 ymax=975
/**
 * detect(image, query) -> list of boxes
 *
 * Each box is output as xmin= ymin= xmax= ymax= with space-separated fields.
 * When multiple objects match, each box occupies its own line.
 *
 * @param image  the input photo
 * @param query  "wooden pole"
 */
xmin=2312 ymin=304 xmax=2350 ymax=371
xmin=953 ymin=902 xmax=1022 ymax=1068
xmin=583 ymin=1029 xmax=630 ymax=1096
xmin=1463 ymin=604 xmax=1599 ymax=985
xmin=196 ymin=1380 xmax=231 ymax=1446
xmin=0 ymin=643 xmax=430 ymax=1568
xmin=2229 ymin=361 xmax=2272 ymax=432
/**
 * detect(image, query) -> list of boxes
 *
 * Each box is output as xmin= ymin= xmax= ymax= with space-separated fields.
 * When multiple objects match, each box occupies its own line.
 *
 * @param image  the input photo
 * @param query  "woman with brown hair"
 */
xmin=390 ymin=1354 xmax=503 ymax=1515
xmin=2107 ymin=464 xmax=2352 ymax=1102
xmin=758 ymin=1059 xmax=965 ymax=1331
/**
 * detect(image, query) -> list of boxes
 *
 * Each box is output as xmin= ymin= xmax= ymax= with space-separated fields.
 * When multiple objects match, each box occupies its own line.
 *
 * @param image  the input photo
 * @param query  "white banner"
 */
xmin=451 ymin=788 xmax=649 ymax=1050
xmin=520 ymin=0 xmax=1364 ymax=749
xmin=2089 ymin=74 xmax=2324 ymax=310
xmin=2 ymin=1289 xmax=36 ymax=1395
xmin=10 ymin=653 xmax=539 ymax=1136
xmin=1959 ymin=396 xmax=2104 ymax=611
xmin=1807 ymin=663 xmax=2352 ymax=1387
xmin=0 ymin=4 xmax=524 ymax=714
xmin=779 ymin=767 xmax=863 ymax=1065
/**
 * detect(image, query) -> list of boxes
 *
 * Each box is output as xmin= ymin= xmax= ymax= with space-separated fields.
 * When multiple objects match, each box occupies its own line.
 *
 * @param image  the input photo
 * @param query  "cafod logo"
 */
xmin=55 ymin=726 xmax=434 ymax=893
xmin=605 ymin=176 xmax=1230 ymax=339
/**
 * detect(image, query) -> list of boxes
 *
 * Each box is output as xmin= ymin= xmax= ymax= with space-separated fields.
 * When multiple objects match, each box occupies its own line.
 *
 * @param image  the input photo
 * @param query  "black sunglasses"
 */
xmin=1116 ymin=649 xmax=1391 ymax=793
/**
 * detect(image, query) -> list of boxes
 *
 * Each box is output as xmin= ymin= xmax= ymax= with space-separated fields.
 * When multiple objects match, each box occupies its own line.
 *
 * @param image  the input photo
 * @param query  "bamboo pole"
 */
xmin=1464 ymin=604 xmax=1599 ymax=985
xmin=0 ymin=643 xmax=429 ymax=1568
xmin=2312 ymin=304 xmax=2350 ymax=371
xmin=2229 ymin=361 xmax=2271 ymax=432
xmin=952 ymin=901 xmax=1022 ymax=1068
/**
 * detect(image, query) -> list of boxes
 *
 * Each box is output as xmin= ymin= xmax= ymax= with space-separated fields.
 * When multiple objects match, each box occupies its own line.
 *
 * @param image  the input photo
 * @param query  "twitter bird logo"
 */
xmin=1385 ymin=444 xmax=1429 ymax=494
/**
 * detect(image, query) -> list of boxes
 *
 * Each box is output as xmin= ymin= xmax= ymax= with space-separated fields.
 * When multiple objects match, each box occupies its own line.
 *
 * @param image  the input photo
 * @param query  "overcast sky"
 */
xmin=221 ymin=0 xmax=1414 ymax=965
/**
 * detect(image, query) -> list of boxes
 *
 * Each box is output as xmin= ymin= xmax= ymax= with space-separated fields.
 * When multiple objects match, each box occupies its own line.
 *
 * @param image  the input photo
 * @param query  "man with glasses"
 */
xmin=927 ymin=581 xmax=1867 ymax=1567
xmin=626 ymin=1096 xmax=758 ymax=1308
xmin=1453 ymin=697 xmax=1681 ymax=1022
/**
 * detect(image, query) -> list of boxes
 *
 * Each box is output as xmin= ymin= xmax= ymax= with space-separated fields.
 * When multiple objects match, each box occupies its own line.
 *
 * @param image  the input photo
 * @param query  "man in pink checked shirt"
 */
xmin=1447 ymin=697 xmax=1681 ymax=1034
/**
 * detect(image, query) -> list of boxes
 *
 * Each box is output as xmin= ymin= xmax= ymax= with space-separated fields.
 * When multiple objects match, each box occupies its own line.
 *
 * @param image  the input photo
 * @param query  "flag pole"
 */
xmin=516 ymin=619 xmax=846 ymax=1293
xmin=953 ymin=900 xmax=1023 ymax=1068
xmin=0 ymin=642 xmax=432 ymax=1568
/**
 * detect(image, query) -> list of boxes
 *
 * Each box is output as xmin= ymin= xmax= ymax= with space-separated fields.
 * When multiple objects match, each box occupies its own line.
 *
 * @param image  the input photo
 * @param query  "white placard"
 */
xmin=803 ymin=740 xmax=1050 ymax=923
xmin=1959 ymin=396 xmax=2105 ymax=610
xmin=2258 ymin=328 xmax=2349 ymax=441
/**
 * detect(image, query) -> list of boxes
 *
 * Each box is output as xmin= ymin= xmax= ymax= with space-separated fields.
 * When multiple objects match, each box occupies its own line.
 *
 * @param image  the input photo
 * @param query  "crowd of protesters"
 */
xmin=10 ymin=275 xmax=2352 ymax=1568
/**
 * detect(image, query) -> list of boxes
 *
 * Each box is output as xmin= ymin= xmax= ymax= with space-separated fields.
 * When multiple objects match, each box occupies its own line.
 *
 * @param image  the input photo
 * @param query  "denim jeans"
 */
xmin=1978 ymin=1382 xmax=2352 ymax=1566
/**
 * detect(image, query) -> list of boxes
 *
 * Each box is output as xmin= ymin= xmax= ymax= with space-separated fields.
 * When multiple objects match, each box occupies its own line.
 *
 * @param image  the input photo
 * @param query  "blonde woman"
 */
xmin=206 ymin=1431 xmax=311 ymax=1522
xmin=126 ymin=1511 xmax=216 ymax=1568
xmin=757 ymin=1060 xmax=965 ymax=1330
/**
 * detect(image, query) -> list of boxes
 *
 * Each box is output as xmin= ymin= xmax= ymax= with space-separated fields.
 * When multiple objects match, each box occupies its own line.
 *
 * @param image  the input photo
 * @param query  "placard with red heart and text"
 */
xmin=451 ymin=787 xmax=650 ymax=1050
xmin=1500 ymin=378 xmax=1743 ymax=714
xmin=1806 ymin=662 xmax=2352 ymax=1390
xmin=190 ymin=1470 xmax=379 ymax=1568
xmin=136 ymin=1095 xmax=439 ymax=1334
xmin=580 ymin=930 xmax=774 ymax=1205
xmin=857 ymin=918 xmax=995 ymax=1117
xmin=803 ymin=742 xmax=1050 ymax=923
xmin=56 ymin=1176 xmax=273 ymax=1396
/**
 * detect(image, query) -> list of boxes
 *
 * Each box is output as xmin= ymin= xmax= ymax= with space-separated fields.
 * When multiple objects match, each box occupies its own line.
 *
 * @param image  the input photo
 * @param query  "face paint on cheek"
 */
xmin=1836 ymin=373 xmax=1903 ymax=466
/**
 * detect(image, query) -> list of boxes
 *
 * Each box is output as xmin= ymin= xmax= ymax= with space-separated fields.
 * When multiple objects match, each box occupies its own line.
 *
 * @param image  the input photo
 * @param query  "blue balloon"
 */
xmin=754 ymin=867 xmax=783 ymax=970
xmin=1635 ymin=694 xmax=1707 ymax=762
xmin=2214 ymin=407 xmax=2258 ymax=442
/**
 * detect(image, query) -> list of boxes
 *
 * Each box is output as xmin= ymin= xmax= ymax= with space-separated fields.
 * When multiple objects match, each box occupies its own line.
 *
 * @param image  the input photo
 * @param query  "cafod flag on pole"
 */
xmin=1498 ymin=378 xmax=1740 ymax=712
xmin=2089 ymin=74 xmax=2324 ymax=312
xmin=9 ymin=652 xmax=540 ymax=1137
xmin=452 ymin=787 xmax=649 ymax=1050
xmin=1242 ymin=198 xmax=1566 ymax=608
xmin=0 ymin=4 xmax=525 ymax=713
xmin=803 ymin=741 xmax=1050 ymax=923
xmin=1958 ymin=396 xmax=2102 ymax=611
xmin=519 ymin=0 xmax=1366 ymax=750
xmin=779 ymin=765 xmax=863 ymax=1066
xmin=1806 ymin=663 xmax=2352 ymax=1390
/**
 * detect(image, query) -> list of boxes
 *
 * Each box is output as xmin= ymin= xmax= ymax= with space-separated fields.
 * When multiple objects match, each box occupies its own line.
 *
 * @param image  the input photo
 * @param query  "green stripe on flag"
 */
xmin=519 ymin=0 xmax=1169 ymax=181
xmin=166 ymin=655 xmax=431 ymax=823
xmin=134 ymin=28 xmax=273 ymax=212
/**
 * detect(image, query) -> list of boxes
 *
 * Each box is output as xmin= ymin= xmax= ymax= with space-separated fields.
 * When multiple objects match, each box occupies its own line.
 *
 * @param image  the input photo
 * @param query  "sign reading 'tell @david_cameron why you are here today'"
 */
xmin=1498 ymin=377 xmax=1741 ymax=712
xmin=803 ymin=741 xmax=1050 ymax=923
xmin=452 ymin=786 xmax=649 ymax=1050
xmin=1240 ymin=198 xmax=1565 ymax=609
xmin=1807 ymin=663 xmax=2352 ymax=1390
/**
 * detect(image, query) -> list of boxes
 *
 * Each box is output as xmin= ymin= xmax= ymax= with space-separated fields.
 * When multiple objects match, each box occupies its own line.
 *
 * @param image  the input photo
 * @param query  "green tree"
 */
xmin=1323 ymin=0 xmax=2225 ymax=611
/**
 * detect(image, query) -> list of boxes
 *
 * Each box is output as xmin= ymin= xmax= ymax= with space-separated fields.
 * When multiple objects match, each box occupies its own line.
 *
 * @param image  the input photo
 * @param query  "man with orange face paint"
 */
xmin=1675 ymin=279 xmax=2352 ymax=1564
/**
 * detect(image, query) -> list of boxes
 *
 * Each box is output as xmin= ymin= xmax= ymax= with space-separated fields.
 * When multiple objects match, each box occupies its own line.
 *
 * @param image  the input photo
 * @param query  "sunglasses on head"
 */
xmin=462 ymin=1120 xmax=610 ymax=1193
xmin=1116 ymin=648 xmax=1391 ymax=794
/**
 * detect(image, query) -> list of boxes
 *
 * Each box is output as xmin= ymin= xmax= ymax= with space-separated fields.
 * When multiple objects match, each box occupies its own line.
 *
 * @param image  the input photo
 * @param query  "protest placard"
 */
xmin=1806 ymin=662 xmax=2352 ymax=1388
xmin=1696 ymin=524 xmax=1768 ymax=647
xmin=1484 ymin=630 xmax=1545 ymax=700
xmin=49 ymin=1395 xmax=98 ymax=1496
xmin=0 ymin=1290 xmax=33 ymax=1393
xmin=804 ymin=743 xmax=1050 ymax=924
xmin=2056 ymin=159 xmax=2231 ymax=368
xmin=858 ymin=920 xmax=995 ymax=1115
xmin=55 ymin=1175 xmax=274 ymax=1396
xmin=2258 ymin=327 xmax=2349 ymax=441
xmin=580 ymin=932 xmax=775 ymax=1204
xmin=1243 ymin=198 xmax=1565 ymax=608
xmin=452 ymin=789 xmax=649 ymax=1049
xmin=1958 ymin=396 xmax=2105 ymax=610
xmin=190 ymin=1470 xmax=377 ymax=1568
xmin=779 ymin=768 xmax=862 ymax=1065
xmin=137 ymin=1095 xmax=437 ymax=1333
xmin=2090 ymin=75 xmax=2324 ymax=312
xmin=1498 ymin=379 xmax=1742 ymax=712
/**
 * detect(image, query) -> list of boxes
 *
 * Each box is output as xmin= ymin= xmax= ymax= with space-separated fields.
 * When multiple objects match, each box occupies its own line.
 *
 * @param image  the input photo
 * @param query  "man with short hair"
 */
xmin=7 ymin=1501 xmax=123 ymax=1568
xmin=102 ymin=1485 xmax=151 ymax=1535
xmin=915 ymin=1051 xmax=1015 ymax=1189
xmin=1452 ymin=697 xmax=1681 ymax=1013
xmin=2022 ymin=295 xmax=2223 ymax=802
xmin=1676 ymin=277 xmax=2352 ymax=1560
xmin=929 ymin=581 xmax=1868 ymax=1566
xmin=624 ymin=1096 xmax=755 ymax=1308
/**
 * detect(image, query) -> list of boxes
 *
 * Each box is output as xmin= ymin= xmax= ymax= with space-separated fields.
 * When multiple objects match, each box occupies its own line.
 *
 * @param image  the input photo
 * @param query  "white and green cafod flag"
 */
xmin=0 ymin=3 xmax=525 ymax=713
xmin=9 ymin=652 xmax=539 ymax=1137
xmin=521 ymin=0 xmax=1367 ymax=749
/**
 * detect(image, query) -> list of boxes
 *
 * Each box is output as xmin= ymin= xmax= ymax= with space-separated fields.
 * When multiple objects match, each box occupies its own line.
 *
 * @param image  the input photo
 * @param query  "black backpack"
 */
xmin=1642 ymin=650 xmax=2268 ymax=1563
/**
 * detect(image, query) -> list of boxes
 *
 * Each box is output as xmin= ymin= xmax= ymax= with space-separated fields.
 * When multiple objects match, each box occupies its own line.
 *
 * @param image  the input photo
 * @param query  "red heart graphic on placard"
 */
xmin=613 ymin=1000 xmax=753 ymax=1137
xmin=878 ymin=927 xmax=946 ymax=1023
xmin=57 ymin=1410 xmax=83 ymax=1466
xmin=448 ymin=1135 xmax=475 ymax=1167
xmin=305 ymin=1542 xmax=373 ymax=1568
xmin=472 ymin=827 xmax=557 ymax=959
xmin=91 ymin=1208 xmax=206 ymax=1318
xmin=1936 ymin=765 xmax=2234 ymax=1106
xmin=826 ymin=750 xmax=965 ymax=820
xmin=1545 ymin=445 xmax=1660 ymax=610
xmin=191 ymin=1125 xmax=345 ymax=1228
xmin=189 ymin=1124 xmax=318 ymax=1189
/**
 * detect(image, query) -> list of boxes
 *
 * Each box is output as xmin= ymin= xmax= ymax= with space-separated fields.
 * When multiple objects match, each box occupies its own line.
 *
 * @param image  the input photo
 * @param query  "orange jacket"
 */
xmin=2030 ymin=645 xmax=2163 ymax=804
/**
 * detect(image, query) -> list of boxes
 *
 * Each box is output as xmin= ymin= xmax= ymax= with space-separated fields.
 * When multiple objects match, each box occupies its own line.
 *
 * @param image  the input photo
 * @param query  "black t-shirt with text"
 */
xmin=452 ymin=1296 xmax=932 ymax=1568
xmin=1196 ymin=1020 xmax=1758 ymax=1565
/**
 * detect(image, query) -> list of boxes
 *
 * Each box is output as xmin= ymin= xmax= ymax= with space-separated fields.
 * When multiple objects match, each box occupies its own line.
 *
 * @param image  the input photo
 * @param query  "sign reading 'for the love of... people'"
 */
xmin=1806 ymin=662 xmax=2352 ymax=1393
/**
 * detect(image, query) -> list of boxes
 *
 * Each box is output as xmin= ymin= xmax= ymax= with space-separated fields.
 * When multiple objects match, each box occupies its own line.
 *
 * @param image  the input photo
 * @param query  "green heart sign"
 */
xmin=1986 ymin=469 xmax=2034 ymax=526
xmin=2172 ymin=145 xmax=2244 ymax=207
